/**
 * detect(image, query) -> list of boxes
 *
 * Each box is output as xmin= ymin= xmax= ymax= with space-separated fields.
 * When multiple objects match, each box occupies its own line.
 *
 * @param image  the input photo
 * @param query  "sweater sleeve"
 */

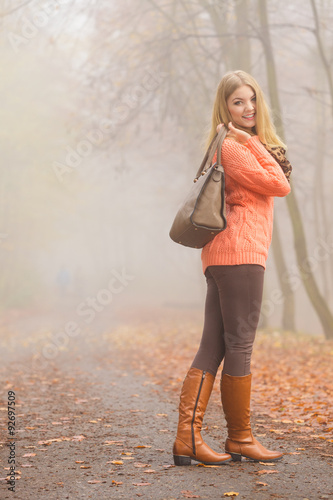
xmin=221 ymin=136 xmax=291 ymax=197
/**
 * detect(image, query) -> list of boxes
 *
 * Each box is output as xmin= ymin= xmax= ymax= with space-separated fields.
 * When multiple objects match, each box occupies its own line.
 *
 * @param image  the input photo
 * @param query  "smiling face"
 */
xmin=227 ymin=84 xmax=256 ymax=129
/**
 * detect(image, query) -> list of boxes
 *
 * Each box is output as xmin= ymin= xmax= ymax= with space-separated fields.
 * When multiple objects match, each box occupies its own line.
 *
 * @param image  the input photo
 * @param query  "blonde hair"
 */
xmin=205 ymin=70 xmax=286 ymax=149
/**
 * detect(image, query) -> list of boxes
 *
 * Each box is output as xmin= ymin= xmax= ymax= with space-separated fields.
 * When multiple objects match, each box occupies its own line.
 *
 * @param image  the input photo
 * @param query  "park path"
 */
xmin=0 ymin=305 xmax=332 ymax=500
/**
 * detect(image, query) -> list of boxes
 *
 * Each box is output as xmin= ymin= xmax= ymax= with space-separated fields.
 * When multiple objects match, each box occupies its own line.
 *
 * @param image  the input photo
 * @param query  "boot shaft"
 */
xmin=220 ymin=373 xmax=252 ymax=437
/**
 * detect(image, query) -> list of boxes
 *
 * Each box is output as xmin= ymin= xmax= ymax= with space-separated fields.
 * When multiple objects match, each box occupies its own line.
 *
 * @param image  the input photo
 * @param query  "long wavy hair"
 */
xmin=205 ymin=70 xmax=286 ymax=150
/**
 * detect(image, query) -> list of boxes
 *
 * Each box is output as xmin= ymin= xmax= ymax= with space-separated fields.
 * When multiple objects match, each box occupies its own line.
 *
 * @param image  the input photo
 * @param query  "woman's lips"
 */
xmin=243 ymin=113 xmax=255 ymax=120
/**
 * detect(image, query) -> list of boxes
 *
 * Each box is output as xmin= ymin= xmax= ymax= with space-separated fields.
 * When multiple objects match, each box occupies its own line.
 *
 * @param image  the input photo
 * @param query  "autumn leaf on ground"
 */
xmin=110 ymin=460 xmax=123 ymax=465
xmin=224 ymin=493 xmax=239 ymax=498
xmin=196 ymin=463 xmax=219 ymax=468
xmin=256 ymin=470 xmax=279 ymax=475
xmin=87 ymin=480 xmax=101 ymax=484
xmin=22 ymin=453 xmax=36 ymax=457
xmin=71 ymin=435 xmax=86 ymax=441
xmin=259 ymin=462 xmax=276 ymax=465
xmin=134 ymin=445 xmax=151 ymax=448
xmin=256 ymin=482 xmax=268 ymax=486
xmin=181 ymin=491 xmax=200 ymax=498
xmin=111 ymin=480 xmax=123 ymax=485
xmin=132 ymin=482 xmax=151 ymax=486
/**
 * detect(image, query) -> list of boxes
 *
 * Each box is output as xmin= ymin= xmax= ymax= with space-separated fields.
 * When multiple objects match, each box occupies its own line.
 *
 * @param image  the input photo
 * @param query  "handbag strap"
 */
xmin=194 ymin=126 xmax=228 ymax=181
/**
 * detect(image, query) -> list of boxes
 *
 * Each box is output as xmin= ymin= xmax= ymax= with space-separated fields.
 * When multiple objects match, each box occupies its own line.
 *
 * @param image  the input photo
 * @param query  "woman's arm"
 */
xmin=221 ymin=136 xmax=291 ymax=197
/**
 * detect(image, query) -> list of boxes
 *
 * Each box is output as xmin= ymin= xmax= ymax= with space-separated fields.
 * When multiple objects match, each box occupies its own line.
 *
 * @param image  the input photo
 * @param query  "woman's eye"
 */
xmin=234 ymin=101 xmax=242 ymax=105
xmin=251 ymin=96 xmax=256 ymax=102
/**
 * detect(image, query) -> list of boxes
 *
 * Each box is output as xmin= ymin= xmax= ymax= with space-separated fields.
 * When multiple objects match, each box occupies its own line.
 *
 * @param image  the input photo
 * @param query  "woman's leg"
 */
xmin=190 ymin=267 xmax=226 ymax=376
xmin=173 ymin=268 xmax=231 ymax=466
xmin=207 ymin=264 xmax=283 ymax=461
xmin=207 ymin=264 xmax=264 ymax=376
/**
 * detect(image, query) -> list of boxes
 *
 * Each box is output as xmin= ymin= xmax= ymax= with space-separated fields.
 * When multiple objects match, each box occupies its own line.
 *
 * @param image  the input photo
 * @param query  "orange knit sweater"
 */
xmin=201 ymin=135 xmax=291 ymax=273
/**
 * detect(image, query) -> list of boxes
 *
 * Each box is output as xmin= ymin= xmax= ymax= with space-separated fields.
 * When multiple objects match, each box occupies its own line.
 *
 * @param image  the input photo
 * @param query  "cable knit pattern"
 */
xmin=201 ymin=136 xmax=291 ymax=273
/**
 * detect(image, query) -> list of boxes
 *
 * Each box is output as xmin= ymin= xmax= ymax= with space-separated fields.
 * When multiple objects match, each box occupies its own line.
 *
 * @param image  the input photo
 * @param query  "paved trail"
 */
xmin=0 ymin=307 xmax=332 ymax=500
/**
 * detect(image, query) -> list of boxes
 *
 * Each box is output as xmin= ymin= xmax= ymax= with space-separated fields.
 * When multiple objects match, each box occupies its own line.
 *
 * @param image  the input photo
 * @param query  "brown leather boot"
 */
xmin=221 ymin=373 xmax=283 ymax=462
xmin=173 ymin=367 xmax=231 ymax=466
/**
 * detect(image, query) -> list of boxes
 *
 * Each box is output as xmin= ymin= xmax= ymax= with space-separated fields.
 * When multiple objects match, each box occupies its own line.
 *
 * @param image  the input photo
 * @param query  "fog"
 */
xmin=1 ymin=0 xmax=333 ymax=337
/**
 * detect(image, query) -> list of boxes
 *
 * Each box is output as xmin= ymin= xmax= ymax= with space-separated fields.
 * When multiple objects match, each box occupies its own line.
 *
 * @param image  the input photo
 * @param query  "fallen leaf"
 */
xmin=22 ymin=453 xmax=36 ymax=457
xmin=75 ymin=461 xmax=85 ymax=464
xmin=256 ymin=470 xmax=279 ymax=475
xmin=87 ymin=480 xmax=101 ymax=484
xmin=111 ymin=461 xmax=123 ymax=465
xmin=181 ymin=491 xmax=200 ymax=498
xmin=224 ymin=493 xmax=239 ymax=498
xmin=196 ymin=463 xmax=219 ymax=468
xmin=80 ymin=466 xmax=91 ymax=469
xmin=134 ymin=445 xmax=151 ymax=448
xmin=259 ymin=462 xmax=276 ymax=466
xmin=256 ymin=482 xmax=268 ymax=486
xmin=111 ymin=480 xmax=123 ymax=485
xmin=71 ymin=435 xmax=86 ymax=441
xmin=132 ymin=482 xmax=151 ymax=486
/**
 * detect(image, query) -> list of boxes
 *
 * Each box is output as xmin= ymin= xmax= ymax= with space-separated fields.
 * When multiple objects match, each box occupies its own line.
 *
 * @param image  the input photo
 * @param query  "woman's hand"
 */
xmin=227 ymin=122 xmax=251 ymax=143
xmin=216 ymin=122 xmax=251 ymax=144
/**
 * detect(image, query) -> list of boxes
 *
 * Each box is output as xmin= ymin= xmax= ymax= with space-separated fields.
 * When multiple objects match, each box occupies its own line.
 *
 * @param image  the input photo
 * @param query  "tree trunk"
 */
xmin=257 ymin=0 xmax=296 ymax=331
xmin=235 ymin=0 xmax=251 ymax=73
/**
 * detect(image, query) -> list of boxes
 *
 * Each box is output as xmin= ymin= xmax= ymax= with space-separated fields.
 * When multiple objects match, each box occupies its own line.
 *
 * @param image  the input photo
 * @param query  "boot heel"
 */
xmin=173 ymin=455 xmax=191 ymax=466
xmin=230 ymin=453 xmax=241 ymax=461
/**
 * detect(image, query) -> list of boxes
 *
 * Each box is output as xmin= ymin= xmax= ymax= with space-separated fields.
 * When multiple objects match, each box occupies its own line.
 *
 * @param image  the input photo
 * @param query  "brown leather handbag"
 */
xmin=169 ymin=127 xmax=227 ymax=248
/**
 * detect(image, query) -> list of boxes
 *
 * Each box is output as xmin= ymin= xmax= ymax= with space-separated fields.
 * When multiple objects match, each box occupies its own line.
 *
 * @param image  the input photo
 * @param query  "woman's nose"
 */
xmin=246 ymin=101 xmax=255 ymax=111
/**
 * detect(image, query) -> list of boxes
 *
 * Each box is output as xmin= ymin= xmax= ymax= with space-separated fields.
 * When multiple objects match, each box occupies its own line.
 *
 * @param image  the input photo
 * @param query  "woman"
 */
xmin=173 ymin=70 xmax=292 ymax=466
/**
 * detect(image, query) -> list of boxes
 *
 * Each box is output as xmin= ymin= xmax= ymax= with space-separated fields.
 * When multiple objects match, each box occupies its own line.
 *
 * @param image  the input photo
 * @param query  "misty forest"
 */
xmin=0 ymin=1 xmax=332 ymax=499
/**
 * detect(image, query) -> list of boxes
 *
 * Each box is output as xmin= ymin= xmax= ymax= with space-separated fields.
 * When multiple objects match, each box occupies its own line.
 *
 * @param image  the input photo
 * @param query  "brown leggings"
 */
xmin=191 ymin=264 xmax=265 ymax=377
